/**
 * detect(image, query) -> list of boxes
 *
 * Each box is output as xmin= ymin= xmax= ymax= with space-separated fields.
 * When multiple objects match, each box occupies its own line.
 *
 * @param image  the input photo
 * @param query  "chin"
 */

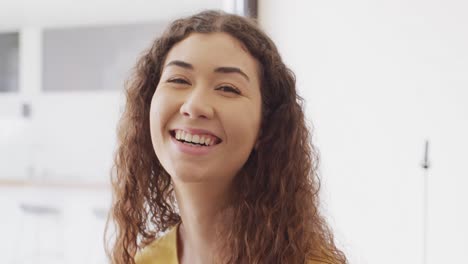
xmin=170 ymin=167 xmax=212 ymax=183
xmin=173 ymin=174 xmax=207 ymax=183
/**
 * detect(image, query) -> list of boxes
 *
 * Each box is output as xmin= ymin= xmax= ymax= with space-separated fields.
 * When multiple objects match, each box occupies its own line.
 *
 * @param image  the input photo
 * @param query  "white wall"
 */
xmin=259 ymin=0 xmax=468 ymax=263
xmin=260 ymin=1 xmax=468 ymax=263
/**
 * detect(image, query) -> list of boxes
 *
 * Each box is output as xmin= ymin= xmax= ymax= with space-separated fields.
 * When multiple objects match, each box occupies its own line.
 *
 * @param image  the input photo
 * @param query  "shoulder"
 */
xmin=134 ymin=225 xmax=179 ymax=264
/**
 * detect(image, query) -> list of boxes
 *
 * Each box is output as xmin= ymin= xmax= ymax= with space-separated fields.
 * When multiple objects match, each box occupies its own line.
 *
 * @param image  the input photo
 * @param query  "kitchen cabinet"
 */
xmin=0 ymin=23 xmax=163 ymax=183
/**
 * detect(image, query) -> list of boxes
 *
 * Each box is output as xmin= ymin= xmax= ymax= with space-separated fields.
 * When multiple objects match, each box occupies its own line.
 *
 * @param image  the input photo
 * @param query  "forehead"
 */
xmin=163 ymin=32 xmax=260 ymax=79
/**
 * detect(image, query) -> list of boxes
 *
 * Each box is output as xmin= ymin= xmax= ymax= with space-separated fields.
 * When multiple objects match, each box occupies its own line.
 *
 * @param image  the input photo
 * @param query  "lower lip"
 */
xmin=170 ymin=133 xmax=219 ymax=155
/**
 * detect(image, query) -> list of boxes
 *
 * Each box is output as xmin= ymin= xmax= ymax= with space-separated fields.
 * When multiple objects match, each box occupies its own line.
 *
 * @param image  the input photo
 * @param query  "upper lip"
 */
xmin=170 ymin=127 xmax=221 ymax=140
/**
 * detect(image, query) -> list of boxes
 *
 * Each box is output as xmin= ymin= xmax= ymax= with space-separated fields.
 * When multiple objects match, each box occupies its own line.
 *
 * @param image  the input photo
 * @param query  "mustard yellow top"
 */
xmin=135 ymin=225 xmax=335 ymax=264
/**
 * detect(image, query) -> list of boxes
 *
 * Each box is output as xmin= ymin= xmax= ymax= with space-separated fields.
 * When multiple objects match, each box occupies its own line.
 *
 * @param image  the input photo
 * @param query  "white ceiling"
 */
xmin=0 ymin=0 xmax=224 ymax=31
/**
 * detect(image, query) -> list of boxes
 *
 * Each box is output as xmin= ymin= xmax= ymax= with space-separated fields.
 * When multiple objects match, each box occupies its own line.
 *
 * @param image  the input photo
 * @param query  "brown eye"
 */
xmin=167 ymin=78 xmax=190 ymax=85
xmin=217 ymin=85 xmax=241 ymax=95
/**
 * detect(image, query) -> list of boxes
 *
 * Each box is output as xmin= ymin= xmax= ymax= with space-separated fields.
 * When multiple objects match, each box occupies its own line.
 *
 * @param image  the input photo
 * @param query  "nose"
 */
xmin=179 ymin=88 xmax=214 ymax=119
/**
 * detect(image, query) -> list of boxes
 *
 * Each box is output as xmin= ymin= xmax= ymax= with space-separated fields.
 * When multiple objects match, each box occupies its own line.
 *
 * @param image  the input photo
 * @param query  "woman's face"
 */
xmin=150 ymin=32 xmax=262 ymax=184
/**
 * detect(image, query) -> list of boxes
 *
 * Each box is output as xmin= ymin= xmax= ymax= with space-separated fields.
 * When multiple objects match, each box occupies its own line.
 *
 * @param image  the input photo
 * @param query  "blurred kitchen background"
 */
xmin=0 ymin=0 xmax=467 ymax=263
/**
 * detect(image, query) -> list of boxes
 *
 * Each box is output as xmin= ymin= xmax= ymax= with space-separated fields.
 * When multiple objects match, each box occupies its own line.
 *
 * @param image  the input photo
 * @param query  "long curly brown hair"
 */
xmin=105 ymin=10 xmax=347 ymax=264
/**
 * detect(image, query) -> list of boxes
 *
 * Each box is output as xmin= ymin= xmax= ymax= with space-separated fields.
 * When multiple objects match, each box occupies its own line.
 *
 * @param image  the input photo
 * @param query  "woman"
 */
xmin=106 ymin=10 xmax=347 ymax=264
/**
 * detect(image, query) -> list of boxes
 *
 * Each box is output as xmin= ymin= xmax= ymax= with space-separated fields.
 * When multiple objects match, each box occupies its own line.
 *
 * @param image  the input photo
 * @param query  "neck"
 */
xmin=174 ymin=180 xmax=232 ymax=264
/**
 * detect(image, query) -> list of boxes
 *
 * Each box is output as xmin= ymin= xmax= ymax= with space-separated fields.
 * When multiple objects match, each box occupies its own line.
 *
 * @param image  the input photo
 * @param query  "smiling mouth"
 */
xmin=169 ymin=130 xmax=222 ymax=147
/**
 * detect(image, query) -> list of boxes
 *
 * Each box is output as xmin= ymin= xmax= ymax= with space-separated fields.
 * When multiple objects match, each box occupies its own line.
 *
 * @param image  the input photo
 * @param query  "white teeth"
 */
xmin=184 ymin=133 xmax=192 ymax=142
xmin=173 ymin=130 xmax=217 ymax=146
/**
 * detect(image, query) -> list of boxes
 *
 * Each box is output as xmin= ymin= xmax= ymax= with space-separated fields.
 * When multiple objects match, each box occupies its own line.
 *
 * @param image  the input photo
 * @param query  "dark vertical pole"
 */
xmin=243 ymin=0 xmax=258 ymax=19
xmin=422 ymin=140 xmax=430 ymax=264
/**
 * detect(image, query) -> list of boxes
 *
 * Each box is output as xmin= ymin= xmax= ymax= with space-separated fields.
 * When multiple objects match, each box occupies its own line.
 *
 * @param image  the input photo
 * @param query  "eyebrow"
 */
xmin=214 ymin=67 xmax=250 ymax=82
xmin=165 ymin=60 xmax=193 ymax=70
xmin=165 ymin=60 xmax=250 ymax=82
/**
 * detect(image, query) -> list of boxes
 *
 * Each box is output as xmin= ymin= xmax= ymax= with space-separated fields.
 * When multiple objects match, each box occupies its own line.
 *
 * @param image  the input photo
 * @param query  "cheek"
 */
xmin=150 ymin=93 xmax=161 ymax=134
xmin=150 ymin=88 xmax=173 ymax=130
xmin=149 ymin=89 xmax=171 ymax=157
xmin=225 ymin=103 xmax=261 ymax=150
